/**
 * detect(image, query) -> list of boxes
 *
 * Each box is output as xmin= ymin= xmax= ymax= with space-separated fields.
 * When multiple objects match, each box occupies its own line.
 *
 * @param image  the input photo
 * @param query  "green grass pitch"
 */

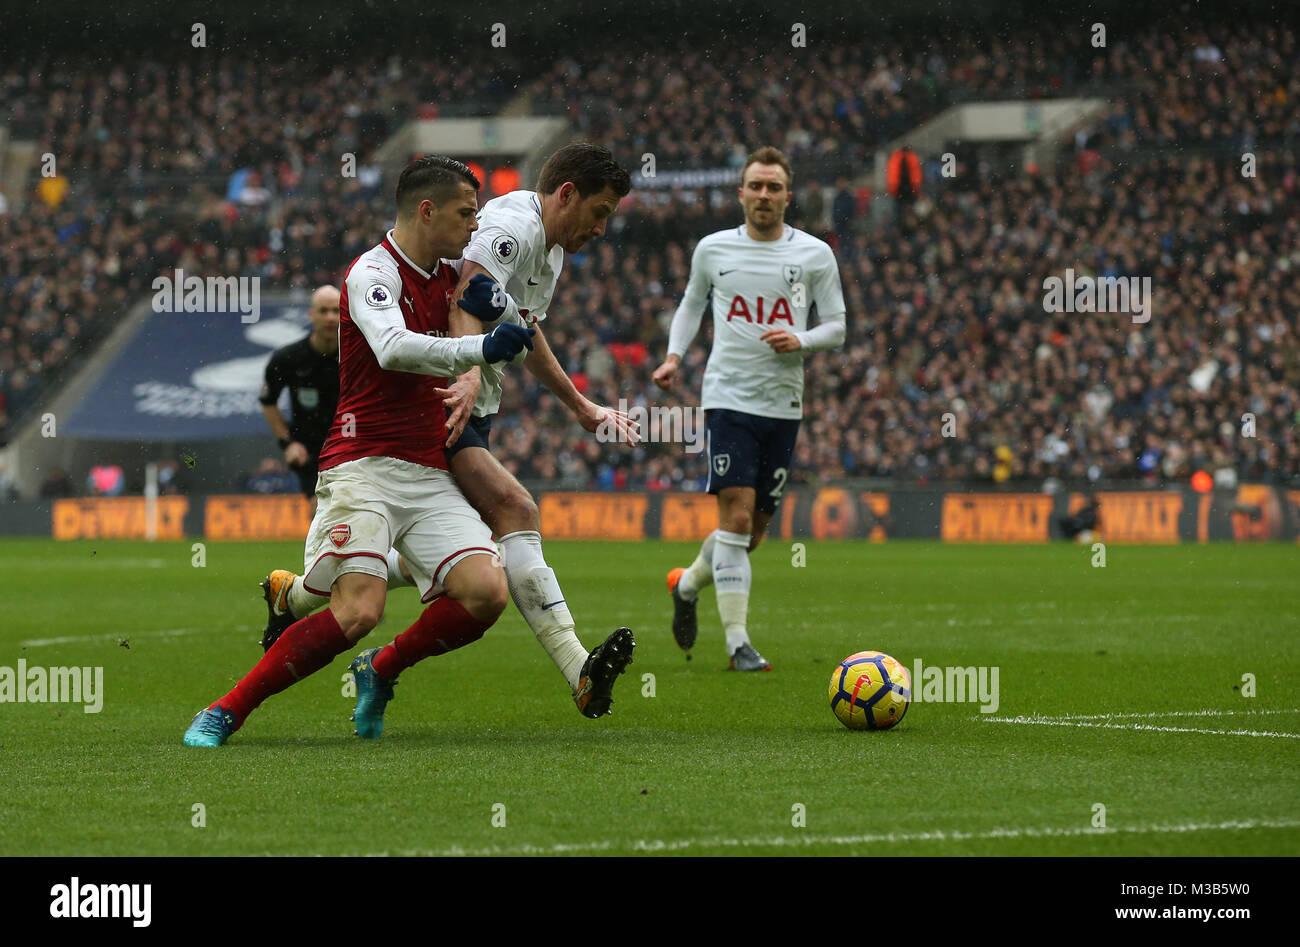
xmin=2 ymin=538 xmax=1297 ymax=856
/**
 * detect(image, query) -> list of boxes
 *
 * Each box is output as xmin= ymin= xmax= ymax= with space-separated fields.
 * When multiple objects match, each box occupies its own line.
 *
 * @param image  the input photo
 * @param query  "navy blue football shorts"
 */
xmin=445 ymin=412 xmax=493 ymax=459
xmin=705 ymin=407 xmax=801 ymax=514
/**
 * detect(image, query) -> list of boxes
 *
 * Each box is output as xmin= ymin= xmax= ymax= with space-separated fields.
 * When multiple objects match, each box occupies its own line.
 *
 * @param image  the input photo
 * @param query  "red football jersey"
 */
xmin=317 ymin=233 xmax=459 ymax=472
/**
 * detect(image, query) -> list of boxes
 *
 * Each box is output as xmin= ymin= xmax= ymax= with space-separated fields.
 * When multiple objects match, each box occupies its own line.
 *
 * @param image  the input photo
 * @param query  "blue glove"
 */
xmin=457 ymin=273 xmax=508 ymax=322
xmin=482 ymin=323 xmax=535 ymax=363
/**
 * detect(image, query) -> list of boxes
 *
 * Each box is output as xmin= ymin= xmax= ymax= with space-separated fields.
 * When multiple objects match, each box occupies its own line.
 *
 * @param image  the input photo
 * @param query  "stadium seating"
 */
xmin=2 ymin=24 xmax=1295 ymax=490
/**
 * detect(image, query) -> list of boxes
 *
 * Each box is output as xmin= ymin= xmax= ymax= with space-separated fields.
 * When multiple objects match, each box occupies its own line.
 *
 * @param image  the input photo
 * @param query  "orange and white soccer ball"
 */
xmin=828 ymin=651 xmax=911 ymax=730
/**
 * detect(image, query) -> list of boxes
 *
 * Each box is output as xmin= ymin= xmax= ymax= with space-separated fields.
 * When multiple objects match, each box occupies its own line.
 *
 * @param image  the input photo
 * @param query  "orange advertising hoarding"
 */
xmin=539 ymin=493 xmax=648 ymax=540
xmin=205 ymin=495 xmax=313 ymax=540
xmin=53 ymin=497 xmax=189 ymax=540
xmin=941 ymin=494 xmax=1053 ymax=542
xmin=1069 ymin=491 xmax=1183 ymax=544
xmin=661 ymin=494 xmax=718 ymax=541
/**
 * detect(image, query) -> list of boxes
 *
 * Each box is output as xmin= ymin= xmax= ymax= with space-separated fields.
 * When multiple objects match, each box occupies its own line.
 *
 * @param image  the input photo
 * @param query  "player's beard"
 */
xmin=748 ymin=205 xmax=783 ymax=236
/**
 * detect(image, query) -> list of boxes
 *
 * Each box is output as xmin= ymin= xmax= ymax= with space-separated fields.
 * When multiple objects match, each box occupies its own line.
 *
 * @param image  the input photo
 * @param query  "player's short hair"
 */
xmin=395 ymin=155 xmax=480 ymax=216
xmin=741 ymin=146 xmax=794 ymax=189
xmin=537 ymin=142 xmax=631 ymax=199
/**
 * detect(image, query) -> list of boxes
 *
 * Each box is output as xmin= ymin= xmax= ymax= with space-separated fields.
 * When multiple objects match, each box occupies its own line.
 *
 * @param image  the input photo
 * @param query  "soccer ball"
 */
xmin=828 ymin=651 xmax=911 ymax=731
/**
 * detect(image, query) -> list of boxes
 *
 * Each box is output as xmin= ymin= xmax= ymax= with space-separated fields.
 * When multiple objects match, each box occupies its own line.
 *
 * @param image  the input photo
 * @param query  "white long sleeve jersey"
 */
xmin=458 ymin=189 xmax=563 ymax=418
xmin=667 ymin=224 xmax=846 ymax=420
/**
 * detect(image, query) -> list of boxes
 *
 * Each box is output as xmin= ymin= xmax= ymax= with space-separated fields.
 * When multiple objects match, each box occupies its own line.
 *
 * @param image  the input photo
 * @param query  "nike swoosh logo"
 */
xmin=541 ymin=599 xmax=566 ymax=610
xmin=527 ymin=278 xmax=539 ymax=286
xmin=719 ymin=269 xmax=735 ymax=275
xmin=715 ymin=565 xmax=738 ymax=571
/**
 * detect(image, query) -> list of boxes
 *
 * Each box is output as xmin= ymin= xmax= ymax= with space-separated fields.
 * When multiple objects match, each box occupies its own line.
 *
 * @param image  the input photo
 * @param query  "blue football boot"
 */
xmin=183 ymin=706 xmax=237 ymax=747
xmin=350 ymin=648 xmax=397 ymax=739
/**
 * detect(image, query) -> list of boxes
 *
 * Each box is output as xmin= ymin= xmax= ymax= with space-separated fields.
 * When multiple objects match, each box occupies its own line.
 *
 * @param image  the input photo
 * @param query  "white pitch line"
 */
xmin=864 ymin=613 xmax=1208 ymax=631
xmin=982 ymin=715 xmax=1300 ymax=739
xmin=17 ymin=626 xmax=254 ymax=648
xmin=324 ymin=817 xmax=1300 ymax=858
xmin=1009 ymin=709 xmax=1300 ymax=721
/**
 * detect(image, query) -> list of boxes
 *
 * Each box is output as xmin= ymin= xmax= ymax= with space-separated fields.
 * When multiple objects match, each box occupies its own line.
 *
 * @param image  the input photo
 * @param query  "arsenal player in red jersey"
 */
xmin=183 ymin=156 xmax=539 ymax=746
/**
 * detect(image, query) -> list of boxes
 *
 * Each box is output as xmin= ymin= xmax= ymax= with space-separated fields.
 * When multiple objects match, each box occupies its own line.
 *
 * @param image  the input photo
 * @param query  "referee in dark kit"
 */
xmin=258 ymin=285 xmax=341 ymax=514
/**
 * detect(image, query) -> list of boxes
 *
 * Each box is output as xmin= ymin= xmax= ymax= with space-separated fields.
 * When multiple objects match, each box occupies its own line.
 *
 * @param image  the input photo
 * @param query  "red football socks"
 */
xmin=371 ymin=596 xmax=492 ymax=679
xmin=213 ymin=608 xmax=350 ymax=728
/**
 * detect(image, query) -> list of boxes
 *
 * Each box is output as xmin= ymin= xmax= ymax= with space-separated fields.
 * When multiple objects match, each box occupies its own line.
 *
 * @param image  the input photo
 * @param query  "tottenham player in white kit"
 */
xmin=653 ymin=147 xmax=846 ymax=671
xmin=260 ymin=143 xmax=640 ymax=718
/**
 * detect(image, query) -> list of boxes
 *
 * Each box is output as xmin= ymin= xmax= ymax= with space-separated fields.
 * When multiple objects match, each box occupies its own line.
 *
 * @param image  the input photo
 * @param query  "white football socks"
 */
xmin=713 ymin=529 xmax=752 ymax=655
xmin=677 ymin=530 xmax=718 ymax=601
xmin=386 ymin=547 xmax=414 ymax=588
xmin=499 ymin=530 xmax=588 ymax=691
xmin=287 ymin=575 xmax=329 ymax=618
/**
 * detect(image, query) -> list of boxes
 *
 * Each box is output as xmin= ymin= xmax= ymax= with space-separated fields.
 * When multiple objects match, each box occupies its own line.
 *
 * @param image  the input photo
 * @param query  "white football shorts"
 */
xmin=302 ymin=456 xmax=497 ymax=603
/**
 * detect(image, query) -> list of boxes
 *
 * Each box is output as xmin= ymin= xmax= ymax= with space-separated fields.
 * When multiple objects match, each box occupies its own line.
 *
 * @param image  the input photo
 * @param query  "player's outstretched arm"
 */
xmin=523 ymin=324 xmax=640 ymax=443
xmin=655 ymin=241 xmax=711 ymax=389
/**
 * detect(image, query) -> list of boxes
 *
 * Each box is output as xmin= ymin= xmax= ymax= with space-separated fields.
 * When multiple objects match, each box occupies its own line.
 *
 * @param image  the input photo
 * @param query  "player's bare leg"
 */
xmin=350 ymin=553 xmax=507 ymax=738
xmin=451 ymin=445 xmax=634 ymax=717
xmin=255 ymin=469 xmax=635 ymax=716
xmin=713 ymin=486 xmax=770 ymax=671
xmin=259 ymin=548 xmax=414 ymax=651
xmin=184 ymin=572 xmax=385 ymax=746
xmin=329 ymin=572 xmax=389 ymax=641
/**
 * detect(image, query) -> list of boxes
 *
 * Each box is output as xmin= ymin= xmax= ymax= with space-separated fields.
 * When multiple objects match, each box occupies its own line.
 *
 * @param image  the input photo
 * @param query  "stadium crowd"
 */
xmin=1 ymin=22 xmax=1296 ymax=491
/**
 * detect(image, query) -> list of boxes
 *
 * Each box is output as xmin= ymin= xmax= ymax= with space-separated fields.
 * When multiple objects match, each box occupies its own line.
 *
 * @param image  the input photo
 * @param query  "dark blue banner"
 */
xmin=63 ymin=299 xmax=313 ymax=440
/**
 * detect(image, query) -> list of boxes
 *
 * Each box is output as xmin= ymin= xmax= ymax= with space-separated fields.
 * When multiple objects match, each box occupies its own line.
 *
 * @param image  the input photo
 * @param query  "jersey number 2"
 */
xmin=769 ymin=467 xmax=788 ymax=498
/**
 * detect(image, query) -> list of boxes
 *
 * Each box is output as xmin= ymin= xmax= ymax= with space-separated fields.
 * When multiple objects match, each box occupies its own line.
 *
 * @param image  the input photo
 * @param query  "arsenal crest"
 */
xmin=329 ymin=524 xmax=351 ymax=548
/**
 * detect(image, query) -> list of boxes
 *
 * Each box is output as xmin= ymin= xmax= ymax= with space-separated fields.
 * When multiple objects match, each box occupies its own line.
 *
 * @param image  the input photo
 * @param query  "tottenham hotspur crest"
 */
xmin=782 ymin=264 xmax=802 ymax=286
xmin=712 ymin=453 xmax=731 ymax=476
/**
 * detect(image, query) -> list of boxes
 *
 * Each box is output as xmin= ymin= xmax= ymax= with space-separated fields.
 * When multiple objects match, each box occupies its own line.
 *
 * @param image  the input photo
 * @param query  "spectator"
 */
xmin=831 ymin=176 xmax=856 ymax=256
xmin=798 ymin=178 xmax=825 ymax=233
xmin=40 ymin=469 xmax=75 ymax=498
xmin=0 ymin=461 xmax=16 ymax=502
xmin=239 ymin=458 xmax=301 ymax=495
